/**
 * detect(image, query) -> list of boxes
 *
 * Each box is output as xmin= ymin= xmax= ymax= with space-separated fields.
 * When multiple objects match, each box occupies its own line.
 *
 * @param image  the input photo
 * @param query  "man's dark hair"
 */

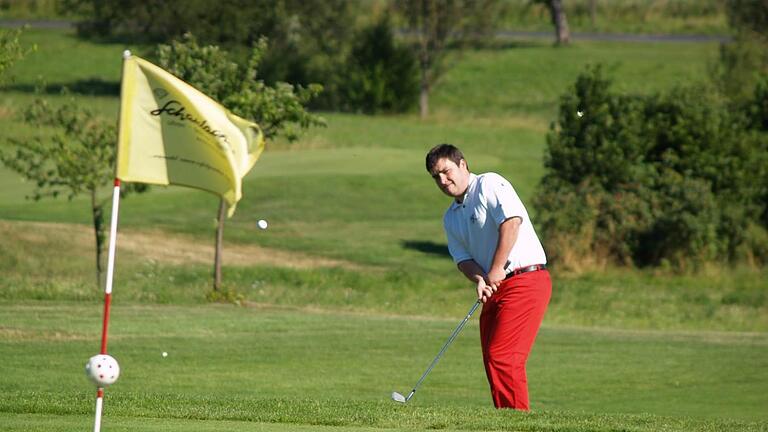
xmin=426 ymin=143 xmax=466 ymax=173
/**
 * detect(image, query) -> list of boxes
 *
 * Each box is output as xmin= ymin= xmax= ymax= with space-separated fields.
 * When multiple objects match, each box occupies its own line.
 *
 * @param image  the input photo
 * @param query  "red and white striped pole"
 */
xmin=93 ymin=178 xmax=122 ymax=432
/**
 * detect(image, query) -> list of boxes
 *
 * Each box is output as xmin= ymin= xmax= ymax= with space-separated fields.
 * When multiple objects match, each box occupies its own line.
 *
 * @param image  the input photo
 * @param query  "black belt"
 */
xmin=504 ymin=264 xmax=547 ymax=280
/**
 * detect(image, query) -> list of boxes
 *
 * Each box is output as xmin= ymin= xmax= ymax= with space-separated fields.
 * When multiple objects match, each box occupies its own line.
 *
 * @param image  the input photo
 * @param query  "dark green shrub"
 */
xmin=536 ymin=66 xmax=767 ymax=269
xmin=340 ymin=15 xmax=419 ymax=114
xmin=533 ymin=178 xmax=603 ymax=267
xmin=62 ymin=0 xmax=358 ymax=110
xmin=635 ymin=171 xmax=721 ymax=266
xmin=748 ymin=76 xmax=768 ymax=131
xmin=747 ymin=78 xmax=768 ymax=228
xmin=716 ymin=33 xmax=768 ymax=102
xmin=714 ymin=0 xmax=768 ymax=102
xmin=643 ymin=85 xmax=768 ymax=261
xmin=544 ymin=66 xmax=652 ymax=190
xmin=725 ymin=0 xmax=768 ymax=37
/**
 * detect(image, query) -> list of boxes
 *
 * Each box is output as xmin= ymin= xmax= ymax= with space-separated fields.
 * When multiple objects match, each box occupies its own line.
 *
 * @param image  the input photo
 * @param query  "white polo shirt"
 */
xmin=443 ymin=172 xmax=547 ymax=274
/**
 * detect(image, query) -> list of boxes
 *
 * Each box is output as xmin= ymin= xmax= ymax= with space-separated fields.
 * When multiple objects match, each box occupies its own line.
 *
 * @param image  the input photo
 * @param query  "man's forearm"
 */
xmin=489 ymin=217 xmax=521 ymax=278
xmin=457 ymin=259 xmax=486 ymax=283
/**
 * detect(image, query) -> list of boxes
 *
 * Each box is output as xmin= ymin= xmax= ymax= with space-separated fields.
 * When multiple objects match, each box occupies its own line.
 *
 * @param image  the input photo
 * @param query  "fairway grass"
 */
xmin=1 ymin=303 xmax=767 ymax=431
xmin=2 ymin=404 xmax=766 ymax=432
xmin=1 ymin=414 xmax=421 ymax=432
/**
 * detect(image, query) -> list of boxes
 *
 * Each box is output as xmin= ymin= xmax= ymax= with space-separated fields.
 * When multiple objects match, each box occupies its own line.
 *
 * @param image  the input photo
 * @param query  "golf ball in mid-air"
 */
xmin=577 ymin=110 xmax=584 ymax=117
xmin=257 ymin=219 xmax=268 ymax=230
xmin=162 ymin=352 xmax=168 ymax=358
xmin=85 ymin=354 xmax=120 ymax=386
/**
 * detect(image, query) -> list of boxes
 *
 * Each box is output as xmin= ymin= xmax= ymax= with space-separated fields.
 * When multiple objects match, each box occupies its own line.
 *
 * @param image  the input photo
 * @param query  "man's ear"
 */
xmin=459 ymin=159 xmax=468 ymax=171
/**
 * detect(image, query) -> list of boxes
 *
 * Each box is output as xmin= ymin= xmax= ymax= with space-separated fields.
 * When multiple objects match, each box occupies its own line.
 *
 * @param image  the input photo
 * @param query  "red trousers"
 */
xmin=479 ymin=269 xmax=551 ymax=410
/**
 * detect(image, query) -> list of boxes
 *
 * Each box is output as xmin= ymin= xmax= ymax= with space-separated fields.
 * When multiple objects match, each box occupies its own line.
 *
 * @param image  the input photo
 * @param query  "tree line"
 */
xmin=57 ymin=0 xmax=577 ymax=119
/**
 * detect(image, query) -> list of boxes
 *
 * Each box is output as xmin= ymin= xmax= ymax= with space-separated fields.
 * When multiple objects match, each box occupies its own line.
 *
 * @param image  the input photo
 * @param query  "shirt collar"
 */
xmin=449 ymin=173 xmax=477 ymax=210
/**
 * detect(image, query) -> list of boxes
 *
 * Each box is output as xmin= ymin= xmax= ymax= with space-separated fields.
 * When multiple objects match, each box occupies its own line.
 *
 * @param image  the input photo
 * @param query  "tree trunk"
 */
xmin=213 ymin=198 xmax=226 ymax=291
xmin=589 ymin=0 xmax=597 ymax=29
xmin=548 ymin=0 xmax=570 ymax=45
xmin=91 ymin=188 xmax=105 ymax=288
xmin=419 ymin=83 xmax=430 ymax=119
xmin=419 ymin=52 xmax=430 ymax=120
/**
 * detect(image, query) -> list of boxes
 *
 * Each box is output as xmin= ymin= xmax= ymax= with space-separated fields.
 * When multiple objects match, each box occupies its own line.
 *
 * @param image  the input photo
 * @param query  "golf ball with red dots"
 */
xmin=85 ymin=354 xmax=120 ymax=386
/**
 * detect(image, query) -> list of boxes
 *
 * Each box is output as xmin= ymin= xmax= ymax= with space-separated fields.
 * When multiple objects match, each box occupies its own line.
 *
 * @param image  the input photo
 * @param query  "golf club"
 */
xmin=391 ymin=298 xmax=482 ymax=404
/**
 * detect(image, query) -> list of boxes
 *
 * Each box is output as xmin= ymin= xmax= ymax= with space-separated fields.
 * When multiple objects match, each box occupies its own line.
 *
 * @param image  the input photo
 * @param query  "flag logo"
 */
xmin=116 ymin=55 xmax=264 ymax=216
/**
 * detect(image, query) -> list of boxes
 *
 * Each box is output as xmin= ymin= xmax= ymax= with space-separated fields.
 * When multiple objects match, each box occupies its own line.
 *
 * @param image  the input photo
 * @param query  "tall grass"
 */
xmin=0 ymin=0 xmax=63 ymax=20
xmin=0 ymin=1 xmax=729 ymax=35
xmin=499 ymin=0 xmax=728 ymax=35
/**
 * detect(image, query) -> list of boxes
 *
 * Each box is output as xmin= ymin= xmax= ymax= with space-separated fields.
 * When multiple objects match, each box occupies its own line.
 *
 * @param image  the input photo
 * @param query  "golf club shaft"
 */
xmin=408 ymin=299 xmax=482 ymax=397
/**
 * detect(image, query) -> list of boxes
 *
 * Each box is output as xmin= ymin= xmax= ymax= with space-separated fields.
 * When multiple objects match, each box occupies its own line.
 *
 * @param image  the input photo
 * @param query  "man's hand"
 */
xmin=486 ymin=267 xmax=507 ymax=289
xmin=459 ymin=261 xmax=498 ymax=303
xmin=476 ymin=275 xmax=496 ymax=303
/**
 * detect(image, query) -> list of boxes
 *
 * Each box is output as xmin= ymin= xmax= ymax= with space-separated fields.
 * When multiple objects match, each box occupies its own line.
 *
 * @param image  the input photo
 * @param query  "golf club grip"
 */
xmin=411 ymin=300 xmax=482 ymax=393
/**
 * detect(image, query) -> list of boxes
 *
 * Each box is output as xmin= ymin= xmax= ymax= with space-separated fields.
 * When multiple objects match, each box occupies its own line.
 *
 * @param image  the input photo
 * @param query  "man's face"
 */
xmin=430 ymin=157 xmax=470 ymax=199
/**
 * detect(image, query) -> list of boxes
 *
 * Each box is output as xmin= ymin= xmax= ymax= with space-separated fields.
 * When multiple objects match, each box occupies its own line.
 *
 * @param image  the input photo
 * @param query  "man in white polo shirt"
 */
xmin=425 ymin=143 xmax=551 ymax=410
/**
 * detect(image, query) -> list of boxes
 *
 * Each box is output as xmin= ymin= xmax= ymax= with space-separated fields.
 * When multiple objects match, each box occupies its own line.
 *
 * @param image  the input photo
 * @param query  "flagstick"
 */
xmin=93 ymin=388 xmax=104 ymax=432
xmin=213 ymin=198 xmax=226 ymax=291
xmin=93 ymin=178 xmax=122 ymax=432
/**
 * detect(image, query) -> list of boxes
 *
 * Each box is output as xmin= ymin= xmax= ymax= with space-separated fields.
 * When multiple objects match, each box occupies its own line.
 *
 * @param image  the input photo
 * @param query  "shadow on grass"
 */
xmin=401 ymin=240 xmax=451 ymax=259
xmin=4 ymin=78 xmax=120 ymax=96
xmin=478 ymin=39 xmax=551 ymax=50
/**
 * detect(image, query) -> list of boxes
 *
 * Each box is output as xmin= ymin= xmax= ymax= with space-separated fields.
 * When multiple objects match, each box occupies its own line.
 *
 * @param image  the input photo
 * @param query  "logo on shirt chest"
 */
xmin=460 ymin=201 xmax=485 ymax=227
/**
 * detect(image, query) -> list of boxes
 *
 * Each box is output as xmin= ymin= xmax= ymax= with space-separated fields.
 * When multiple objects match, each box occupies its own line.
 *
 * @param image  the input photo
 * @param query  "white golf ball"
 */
xmin=257 ymin=219 xmax=268 ymax=230
xmin=162 ymin=352 xmax=168 ymax=358
xmin=85 ymin=354 xmax=120 ymax=387
xmin=577 ymin=110 xmax=584 ymax=117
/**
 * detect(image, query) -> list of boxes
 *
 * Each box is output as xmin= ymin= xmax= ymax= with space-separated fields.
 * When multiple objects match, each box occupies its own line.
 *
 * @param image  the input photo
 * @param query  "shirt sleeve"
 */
xmin=444 ymin=217 xmax=471 ymax=264
xmin=485 ymin=173 xmax=525 ymax=226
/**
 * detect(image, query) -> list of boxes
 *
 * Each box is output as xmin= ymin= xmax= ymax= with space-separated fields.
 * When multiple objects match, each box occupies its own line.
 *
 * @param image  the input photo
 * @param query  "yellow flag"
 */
xmin=116 ymin=53 xmax=264 ymax=216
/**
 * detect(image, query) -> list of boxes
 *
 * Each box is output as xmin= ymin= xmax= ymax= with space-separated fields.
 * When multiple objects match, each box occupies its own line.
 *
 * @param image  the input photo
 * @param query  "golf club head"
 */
xmin=391 ymin=391 xmax=407 ymax=403
xmin=392 ymin=390 xmax=416 ymax=404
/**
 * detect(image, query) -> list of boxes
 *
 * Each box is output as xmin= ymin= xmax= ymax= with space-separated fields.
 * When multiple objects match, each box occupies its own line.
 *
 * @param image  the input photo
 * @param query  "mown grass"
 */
xmin=1 ymin=303 xmax=766 ymax=430
xmin=2 ymin=403 xmax=766 ymax=432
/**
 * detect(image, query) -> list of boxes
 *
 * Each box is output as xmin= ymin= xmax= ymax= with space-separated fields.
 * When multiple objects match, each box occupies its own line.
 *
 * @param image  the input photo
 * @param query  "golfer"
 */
xmin=426 ymin=143 xmax=551 ymax=410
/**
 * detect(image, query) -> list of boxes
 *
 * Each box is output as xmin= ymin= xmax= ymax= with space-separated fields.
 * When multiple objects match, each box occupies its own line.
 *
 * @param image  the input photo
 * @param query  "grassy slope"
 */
xmin=2 ymin=218 xmax=766 ymax=331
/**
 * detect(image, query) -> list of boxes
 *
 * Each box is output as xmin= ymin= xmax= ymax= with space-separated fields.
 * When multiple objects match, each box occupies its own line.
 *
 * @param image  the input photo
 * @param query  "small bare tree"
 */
xmin=1 ymin=97 xmax=147 ymax=287
xmin=394 ymin=0 xmax=502 ymax=119
xmin=533 ymin=0 xmax=570 ymax=45
xmin=547 ymin=0 xmax=571 ymax=45
xmin=0 ymin=28 xmax=26 ymax=82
